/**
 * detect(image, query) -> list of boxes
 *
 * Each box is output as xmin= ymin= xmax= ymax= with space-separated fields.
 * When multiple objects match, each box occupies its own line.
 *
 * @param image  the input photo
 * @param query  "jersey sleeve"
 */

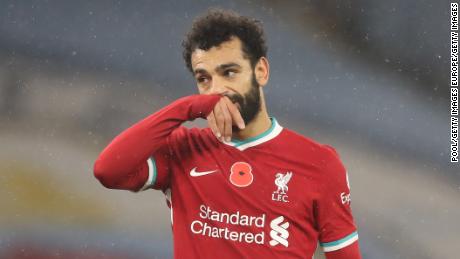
xmin=94 ymin=94 xmax=221 ymax=192
xmin=324 ymin=240 xmax=362 ymax=259
xmin=137 ymin=126 xmax=189 ymax=191
xmin=136 ymin=140 xmax=173 ymax=191
xmin=315 ymin=145 xmax=359 ymax=253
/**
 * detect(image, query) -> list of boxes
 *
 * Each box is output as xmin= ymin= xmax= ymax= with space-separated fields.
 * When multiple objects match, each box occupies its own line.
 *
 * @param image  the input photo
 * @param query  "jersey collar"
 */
xmin=221 ymin=117 xmax=283 ymax=151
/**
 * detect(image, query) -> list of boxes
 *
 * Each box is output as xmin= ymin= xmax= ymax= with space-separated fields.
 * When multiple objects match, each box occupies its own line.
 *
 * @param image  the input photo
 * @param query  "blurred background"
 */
xmin=0 ymin=0 xmax=456 ymax=258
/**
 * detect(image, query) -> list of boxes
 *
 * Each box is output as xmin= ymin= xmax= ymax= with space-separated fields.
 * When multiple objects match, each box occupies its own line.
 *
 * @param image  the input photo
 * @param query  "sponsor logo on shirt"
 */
xmin=190 ymin=204 xmax=290 ymax=247
xmin=269 ymin=216 xmax=290 ymax=247
xmin=190 ymin=204 xmax=265 ymax=244
xmin=341 ymin=192 xmax=351 ymax=205
xmin=341 ymin=171 xmax=351 ymax=205
xmin=271 ymin=172 xmax=293 ymax=203
xmin=189 ymin=167 xmax=219 ymax=177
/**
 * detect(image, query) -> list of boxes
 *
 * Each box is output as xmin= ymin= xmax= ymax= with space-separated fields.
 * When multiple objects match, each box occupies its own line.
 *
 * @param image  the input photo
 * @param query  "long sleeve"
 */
xmin=93 ymin=94 xmax=221 ymax=191
xmin=316 ymin=145 xmax=360 ymax=256
xmin=325 ymin=241 xmax=362 ymax=259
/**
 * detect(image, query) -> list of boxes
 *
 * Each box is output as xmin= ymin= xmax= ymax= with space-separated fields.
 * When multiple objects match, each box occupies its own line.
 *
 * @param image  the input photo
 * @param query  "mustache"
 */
xmin=223 ymin=92 xmax=245 ymax=108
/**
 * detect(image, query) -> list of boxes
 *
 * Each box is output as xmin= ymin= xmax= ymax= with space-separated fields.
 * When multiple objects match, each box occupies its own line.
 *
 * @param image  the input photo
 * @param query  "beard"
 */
xmin=224 ymin=71 xmax=261 ymax=130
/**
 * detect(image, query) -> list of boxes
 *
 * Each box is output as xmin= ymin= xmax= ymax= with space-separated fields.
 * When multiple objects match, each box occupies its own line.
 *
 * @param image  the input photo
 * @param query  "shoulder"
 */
xmin=280 ymin=128 xmax=338 ymax=157
xmin=315 ymin=141 xmax=347 ymax=186
xmin=280 ymin=128 xmax=323 ymax=147
xmin=280 ymin=128 xmax=345 ymax=171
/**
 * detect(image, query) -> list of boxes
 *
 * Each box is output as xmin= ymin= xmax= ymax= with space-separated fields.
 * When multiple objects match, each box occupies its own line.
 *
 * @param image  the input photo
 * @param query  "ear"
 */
xmin=254 ymin=57 xmax=269 ymax=87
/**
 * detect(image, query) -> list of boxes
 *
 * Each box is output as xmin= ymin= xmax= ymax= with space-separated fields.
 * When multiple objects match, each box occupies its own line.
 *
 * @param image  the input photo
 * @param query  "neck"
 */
xmin=233 ymin=105 xmax=271 ymax=141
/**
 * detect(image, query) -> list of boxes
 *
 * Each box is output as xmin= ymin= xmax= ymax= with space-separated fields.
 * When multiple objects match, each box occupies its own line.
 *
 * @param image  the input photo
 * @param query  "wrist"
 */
xmin=185 ymin=94 xmax=221 ymax=119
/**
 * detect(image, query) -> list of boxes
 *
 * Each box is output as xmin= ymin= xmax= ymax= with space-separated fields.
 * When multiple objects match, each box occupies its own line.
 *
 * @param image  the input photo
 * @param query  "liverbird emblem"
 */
xmin=274 ymin=172 xmax=293 ymax=194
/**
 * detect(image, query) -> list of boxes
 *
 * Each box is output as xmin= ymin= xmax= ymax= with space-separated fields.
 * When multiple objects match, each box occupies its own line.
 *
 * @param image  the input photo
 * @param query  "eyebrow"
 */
xmin=194 ymin=62 xmax=242 ymax=75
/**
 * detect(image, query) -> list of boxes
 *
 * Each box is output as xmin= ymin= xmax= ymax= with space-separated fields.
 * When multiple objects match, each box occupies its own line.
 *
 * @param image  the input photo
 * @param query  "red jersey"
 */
xmin=94 ymin=94 xmax=360 ymax=258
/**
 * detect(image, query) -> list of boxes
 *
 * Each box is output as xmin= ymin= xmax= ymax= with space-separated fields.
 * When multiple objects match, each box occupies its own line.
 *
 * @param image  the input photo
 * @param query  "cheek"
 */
xmin=196 ymin=85 xmax=208 ymax=94
xmin=231 ymin=73 xmax=253 ymax=91
xmin=238 ymin=72 xmax=252 ymax=83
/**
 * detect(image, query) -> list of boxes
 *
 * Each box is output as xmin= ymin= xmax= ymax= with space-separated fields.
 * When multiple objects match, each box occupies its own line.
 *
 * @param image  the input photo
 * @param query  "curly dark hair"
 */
xmin=182 ymin=8 xmax=268 ymax=73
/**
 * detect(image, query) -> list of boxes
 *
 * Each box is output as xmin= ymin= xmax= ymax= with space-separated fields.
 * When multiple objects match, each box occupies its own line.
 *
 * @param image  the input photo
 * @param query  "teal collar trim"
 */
xmin=222 ymin=117 xmax=283 ymax=151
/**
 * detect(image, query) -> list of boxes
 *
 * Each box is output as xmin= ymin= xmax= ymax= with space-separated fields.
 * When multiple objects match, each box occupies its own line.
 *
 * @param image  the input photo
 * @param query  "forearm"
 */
xmin=93 ymin=94 xmax=221 ymax=189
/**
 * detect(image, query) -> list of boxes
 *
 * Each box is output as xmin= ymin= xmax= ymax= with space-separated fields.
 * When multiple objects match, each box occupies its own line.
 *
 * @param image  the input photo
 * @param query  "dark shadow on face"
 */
xmin=224 ymin=70 xmax=261 ymax=131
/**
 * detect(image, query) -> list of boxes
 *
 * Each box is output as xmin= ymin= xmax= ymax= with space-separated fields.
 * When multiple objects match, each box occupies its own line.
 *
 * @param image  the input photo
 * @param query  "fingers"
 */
xmin=218 ymin=100 xmax=232 ymax=142
xmin=214 ymin=101 xmax=226 ymax=141
xmin=207 ymin=111 xmax=220 ymax=139
xmin=207 ymin=96 xmax=246 ymax=142
xmin=222 ymin=97 xmax=245 ymax=130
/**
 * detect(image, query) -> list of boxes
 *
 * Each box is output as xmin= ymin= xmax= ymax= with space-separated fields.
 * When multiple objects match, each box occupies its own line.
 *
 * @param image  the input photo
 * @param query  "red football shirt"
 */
xmin=94 ymin=94 xmax=359 ymax=258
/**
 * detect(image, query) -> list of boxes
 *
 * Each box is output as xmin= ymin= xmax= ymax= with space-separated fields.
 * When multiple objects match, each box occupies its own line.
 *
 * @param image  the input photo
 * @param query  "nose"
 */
xmin=208 ymin=77 xmax=227 ymax=95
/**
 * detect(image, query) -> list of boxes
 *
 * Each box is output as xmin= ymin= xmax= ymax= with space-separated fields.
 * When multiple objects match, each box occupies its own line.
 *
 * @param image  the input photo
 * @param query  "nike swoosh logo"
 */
xmin=190 ymin=167 xmax=219 ymax=177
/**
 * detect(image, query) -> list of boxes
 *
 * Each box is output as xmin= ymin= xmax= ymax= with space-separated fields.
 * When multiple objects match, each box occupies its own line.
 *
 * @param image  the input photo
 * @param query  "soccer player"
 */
xmin=94 ymin=8 xmax=362 ymax=259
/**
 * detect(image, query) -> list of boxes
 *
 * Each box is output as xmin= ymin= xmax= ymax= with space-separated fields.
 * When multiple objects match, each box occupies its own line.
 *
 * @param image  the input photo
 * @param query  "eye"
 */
xmin=224 ymin=70 xmax=237 ymax=77
xmin=197 ymin=76 xmax=209 ymax=83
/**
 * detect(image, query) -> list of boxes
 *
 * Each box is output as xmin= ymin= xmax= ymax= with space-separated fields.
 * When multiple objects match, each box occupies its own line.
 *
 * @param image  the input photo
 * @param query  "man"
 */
xmin=94 ymin=8 xmax=362 ymax=259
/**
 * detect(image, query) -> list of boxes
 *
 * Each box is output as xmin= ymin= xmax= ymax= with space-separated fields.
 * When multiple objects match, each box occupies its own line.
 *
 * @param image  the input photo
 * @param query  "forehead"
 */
xmin=191 ymin=37 xmax=249 ymax=72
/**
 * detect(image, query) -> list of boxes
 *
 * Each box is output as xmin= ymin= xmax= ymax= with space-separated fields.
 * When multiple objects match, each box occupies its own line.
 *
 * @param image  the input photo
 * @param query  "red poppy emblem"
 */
xmin=229 ymin=162 xmax=253 ymax=187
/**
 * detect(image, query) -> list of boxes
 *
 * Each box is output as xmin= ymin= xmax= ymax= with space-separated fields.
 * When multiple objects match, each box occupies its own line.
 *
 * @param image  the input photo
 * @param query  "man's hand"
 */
xmin=207 ymin=96 xmax=245 ymax=142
